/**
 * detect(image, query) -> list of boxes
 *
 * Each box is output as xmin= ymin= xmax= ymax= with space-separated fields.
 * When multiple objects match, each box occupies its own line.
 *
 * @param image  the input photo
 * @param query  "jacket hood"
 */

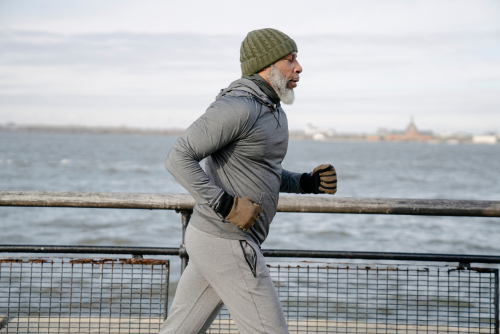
xmin=216 ymin=78 xmax=275 ymax=107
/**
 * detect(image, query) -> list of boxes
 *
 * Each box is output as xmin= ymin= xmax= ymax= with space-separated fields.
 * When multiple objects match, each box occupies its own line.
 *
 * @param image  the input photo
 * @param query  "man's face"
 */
xmin=272 ymin=52 xmax=302 ymax=90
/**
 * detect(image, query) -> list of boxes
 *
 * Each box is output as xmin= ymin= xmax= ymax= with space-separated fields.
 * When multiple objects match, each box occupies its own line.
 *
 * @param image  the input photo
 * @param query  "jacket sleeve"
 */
xmin=280 ymin=168 xmax=305 ymax=193
xmin=165 ymin=98 xmax=251 ymax=206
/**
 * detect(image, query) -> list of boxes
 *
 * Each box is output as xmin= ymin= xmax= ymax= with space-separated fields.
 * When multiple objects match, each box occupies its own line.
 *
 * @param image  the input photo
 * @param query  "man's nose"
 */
xmin=295 ymin=60 xmax=303 ymax=74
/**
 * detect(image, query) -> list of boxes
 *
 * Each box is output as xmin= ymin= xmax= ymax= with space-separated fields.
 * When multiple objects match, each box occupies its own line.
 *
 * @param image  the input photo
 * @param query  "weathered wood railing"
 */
xmin=1 ymin=190 xmax=500 ymax=217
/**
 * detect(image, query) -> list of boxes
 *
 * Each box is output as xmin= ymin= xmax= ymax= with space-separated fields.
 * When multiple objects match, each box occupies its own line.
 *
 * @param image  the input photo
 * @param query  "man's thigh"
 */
xmin=186 ymin=225 xmax=289 ymax=334
xmin=158 ymin=262 xmax=223 ymax=334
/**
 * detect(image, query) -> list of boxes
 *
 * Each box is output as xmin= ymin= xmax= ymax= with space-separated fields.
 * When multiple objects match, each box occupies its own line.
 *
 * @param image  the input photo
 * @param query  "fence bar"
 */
xmin=262 ymin=249 xmax=500 ymax=263
xmin=164 ymin=262 xmax=170 ymax=322
xmin=496 ymin=269 xmax=499 ymax=334
xmin=1 ymin=190 xmax=500 ymax=217
xmin=2 ymin=245 xmax=500 ymax=264
xmin=0 ymin=245 xmax=179 ymax=255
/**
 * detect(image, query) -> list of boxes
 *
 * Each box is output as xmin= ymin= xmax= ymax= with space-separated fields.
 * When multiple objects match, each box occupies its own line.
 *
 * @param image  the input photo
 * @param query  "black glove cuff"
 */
xmin=300 ymin=173 xmax=316 ymax=194
xmin=215 ymin=192 xmax=235 ymax=218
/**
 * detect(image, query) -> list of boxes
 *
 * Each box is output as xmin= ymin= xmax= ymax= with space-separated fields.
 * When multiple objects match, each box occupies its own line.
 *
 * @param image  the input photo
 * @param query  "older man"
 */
xmin=160 ymin=28 xmax=337 ymax=334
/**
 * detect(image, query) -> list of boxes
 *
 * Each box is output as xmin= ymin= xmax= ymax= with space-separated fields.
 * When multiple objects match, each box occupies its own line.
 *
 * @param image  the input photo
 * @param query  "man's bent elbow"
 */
xmin=164 ymin=149 xmax=176 ymax=174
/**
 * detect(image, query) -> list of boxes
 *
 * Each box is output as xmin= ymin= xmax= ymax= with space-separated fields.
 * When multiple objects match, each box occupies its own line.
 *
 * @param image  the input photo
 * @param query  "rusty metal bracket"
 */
xmin=458 ymin=262 xmax=471 ymax=269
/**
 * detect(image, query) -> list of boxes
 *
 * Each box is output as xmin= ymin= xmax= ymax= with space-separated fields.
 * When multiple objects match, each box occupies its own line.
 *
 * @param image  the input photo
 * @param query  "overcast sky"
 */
xmin=1 ymin=0 xmax=499 ymax=133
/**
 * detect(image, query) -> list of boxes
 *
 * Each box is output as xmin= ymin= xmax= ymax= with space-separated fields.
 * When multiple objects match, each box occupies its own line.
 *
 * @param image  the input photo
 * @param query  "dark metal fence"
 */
xmin=1 ymin=249 xmax=499 ymax=334
xmin=1 ymin=191 xmax=500 ymax=333
xmin=209 ymin=262 xmax=498 ymax=333
xmin=0 ymin=257 xmax=169 ymax=333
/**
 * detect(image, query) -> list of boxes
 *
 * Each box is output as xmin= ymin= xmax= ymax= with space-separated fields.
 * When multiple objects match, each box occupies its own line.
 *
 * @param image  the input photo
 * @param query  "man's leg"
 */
xmin=187 ymin=225 xmax=289 ymax=334
xmin=158 ymin=261 xmax=224 ymax=334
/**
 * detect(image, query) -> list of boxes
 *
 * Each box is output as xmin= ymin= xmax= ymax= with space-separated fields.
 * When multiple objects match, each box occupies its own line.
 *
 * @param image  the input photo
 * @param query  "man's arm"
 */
xmin=280 ymin=169 xmax=304 ymax=193
xmin=165 ymin=99 xmax=249 ymax=207
xmin=165 ymin=97 xmax=263 ymax=231
xmin=281 ymin=165 xmax=338 ymax=195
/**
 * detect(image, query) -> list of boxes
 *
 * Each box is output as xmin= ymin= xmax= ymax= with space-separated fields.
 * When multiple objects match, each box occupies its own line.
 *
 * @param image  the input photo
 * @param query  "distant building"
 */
xmin=472 ymin=135 xmax=498 ymax=144
xmin=312 ymin=133 xmax=326 ymax=141
xmin=383 ymin=119 xmax=434 ymax=142
xmin=304 ymin=124 xmax=335 ymax=138
xmin=365 ymin=135 xmax=382 ymax=142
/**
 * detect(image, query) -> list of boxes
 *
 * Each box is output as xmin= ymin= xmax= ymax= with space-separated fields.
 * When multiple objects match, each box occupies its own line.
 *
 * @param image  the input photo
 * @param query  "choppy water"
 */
xmin=1 ymin=132 xmax=500 ymax=280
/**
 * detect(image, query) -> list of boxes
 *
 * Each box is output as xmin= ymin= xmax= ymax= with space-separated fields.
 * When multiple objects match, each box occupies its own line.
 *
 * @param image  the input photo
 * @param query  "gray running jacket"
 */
xmin=165 ymin=78 xmax=304 ymax=246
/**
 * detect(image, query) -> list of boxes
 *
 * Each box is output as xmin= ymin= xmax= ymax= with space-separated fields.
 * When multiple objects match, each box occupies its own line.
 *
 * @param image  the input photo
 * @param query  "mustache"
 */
xmin=288 ymin=75 xmax=300 ymax=82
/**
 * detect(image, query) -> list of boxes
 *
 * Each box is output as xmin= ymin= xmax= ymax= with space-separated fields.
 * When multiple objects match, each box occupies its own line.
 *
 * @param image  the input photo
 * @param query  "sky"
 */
xmin=0 ymin=0 xmax=499 ymax=133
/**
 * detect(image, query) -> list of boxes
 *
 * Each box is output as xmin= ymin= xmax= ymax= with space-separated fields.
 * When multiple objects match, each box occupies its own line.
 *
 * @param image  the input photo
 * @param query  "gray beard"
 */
xmin=268 ymin=64 xmax=295 ymax=105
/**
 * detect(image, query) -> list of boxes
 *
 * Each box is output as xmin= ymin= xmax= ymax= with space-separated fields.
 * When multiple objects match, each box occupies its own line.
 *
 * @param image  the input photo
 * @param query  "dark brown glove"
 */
xmin=300 ymin=164 xmax=337 ymax=195
xmin=225 ymin=196 xmax=263 ymax=231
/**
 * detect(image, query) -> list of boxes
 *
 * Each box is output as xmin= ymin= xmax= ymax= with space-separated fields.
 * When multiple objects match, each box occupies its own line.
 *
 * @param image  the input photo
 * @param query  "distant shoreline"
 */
xmin=0 ymin=124 xmax=185 ymax=137
xmin=0 ymin=124 xmax=315 ymax=139
xmin=0 ymin=124 xmax=372 ymax=141
xmin=1 ymin=124 xmax=498 ymax=144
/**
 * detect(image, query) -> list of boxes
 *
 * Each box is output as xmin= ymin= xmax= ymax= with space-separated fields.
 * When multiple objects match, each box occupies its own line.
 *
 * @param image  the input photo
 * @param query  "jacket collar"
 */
xmin=216 ymin=78 xmax=277 ymax=108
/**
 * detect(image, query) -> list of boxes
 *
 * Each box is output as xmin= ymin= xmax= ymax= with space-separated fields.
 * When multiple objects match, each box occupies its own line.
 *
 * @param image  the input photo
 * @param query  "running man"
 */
xmin=160 ymin=28 xmax=337 ymax=334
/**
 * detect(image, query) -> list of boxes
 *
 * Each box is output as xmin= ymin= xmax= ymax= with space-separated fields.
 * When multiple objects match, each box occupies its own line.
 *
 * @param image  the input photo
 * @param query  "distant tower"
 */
xmin=406 ymin=116 xmax=418 ymax=135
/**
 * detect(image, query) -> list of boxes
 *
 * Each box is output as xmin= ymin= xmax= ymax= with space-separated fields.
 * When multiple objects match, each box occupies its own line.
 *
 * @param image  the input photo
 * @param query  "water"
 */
xmin=1 ymin=132 xmax=500 ymax=281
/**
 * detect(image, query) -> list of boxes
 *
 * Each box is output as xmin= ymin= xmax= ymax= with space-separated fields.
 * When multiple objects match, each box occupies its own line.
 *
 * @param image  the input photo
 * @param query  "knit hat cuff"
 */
xmin=240 ymin=38 xmax=298 ymax=77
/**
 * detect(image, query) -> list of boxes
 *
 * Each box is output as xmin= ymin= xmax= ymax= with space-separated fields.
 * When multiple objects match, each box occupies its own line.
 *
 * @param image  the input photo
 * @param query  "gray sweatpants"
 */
xmin=159 ymin=224 xmax=289 ymax=334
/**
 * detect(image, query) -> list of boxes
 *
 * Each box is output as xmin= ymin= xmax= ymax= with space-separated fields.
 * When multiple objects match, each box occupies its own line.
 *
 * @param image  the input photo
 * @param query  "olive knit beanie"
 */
xmin=240 ymin=28 xmax=298 ymax=77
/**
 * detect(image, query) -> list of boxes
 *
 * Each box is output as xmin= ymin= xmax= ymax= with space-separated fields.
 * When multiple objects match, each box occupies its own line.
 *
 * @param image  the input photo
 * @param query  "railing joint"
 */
xmin=179 ymin=245 xmax=188 ymax=258
xmin=458 ymin=262 xmax=470 ymax=269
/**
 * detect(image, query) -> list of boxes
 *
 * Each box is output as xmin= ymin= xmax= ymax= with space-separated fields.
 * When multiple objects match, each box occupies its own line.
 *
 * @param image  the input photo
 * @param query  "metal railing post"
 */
xmin=495 ymin=269 xmax=499 ymax=334
xmin=179 ymin=211 xmax=192 ymax=274
xmin=164 ymin=260 xmax=170 ymax=321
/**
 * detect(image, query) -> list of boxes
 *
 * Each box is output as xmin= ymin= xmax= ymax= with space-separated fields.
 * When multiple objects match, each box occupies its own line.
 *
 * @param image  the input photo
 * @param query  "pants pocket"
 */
xmin=239 ymin=240 xmax=257 ymax=278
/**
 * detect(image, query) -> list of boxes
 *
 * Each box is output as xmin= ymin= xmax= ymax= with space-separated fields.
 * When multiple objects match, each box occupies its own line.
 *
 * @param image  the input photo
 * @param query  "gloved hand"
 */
xmin=300 ymin=164 xmax=337 ymax=195
xmin=214 ymin=193 xmax=263 ymax=231
xmin=226 ymin=196 xmax=263 ymax=231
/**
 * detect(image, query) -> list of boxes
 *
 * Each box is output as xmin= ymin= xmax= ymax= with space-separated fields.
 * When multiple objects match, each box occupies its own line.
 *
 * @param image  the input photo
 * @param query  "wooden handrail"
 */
xmin=1 ymin=191 xmax=499 ymax=217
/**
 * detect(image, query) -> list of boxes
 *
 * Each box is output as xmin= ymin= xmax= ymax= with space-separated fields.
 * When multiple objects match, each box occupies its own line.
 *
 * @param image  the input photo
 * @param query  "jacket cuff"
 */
xmin=214 ymin=192 xmax=235 ymax=218
xmin=299 ymin=173 xmax=315 ymax=194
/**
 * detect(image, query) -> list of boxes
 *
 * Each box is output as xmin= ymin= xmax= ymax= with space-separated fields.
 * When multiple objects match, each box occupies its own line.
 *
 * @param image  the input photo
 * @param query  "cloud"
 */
xmin=0 ymin=30 xmax=499 ymax=133
xmin=1 ymin=0 xmax=500 ymax=35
